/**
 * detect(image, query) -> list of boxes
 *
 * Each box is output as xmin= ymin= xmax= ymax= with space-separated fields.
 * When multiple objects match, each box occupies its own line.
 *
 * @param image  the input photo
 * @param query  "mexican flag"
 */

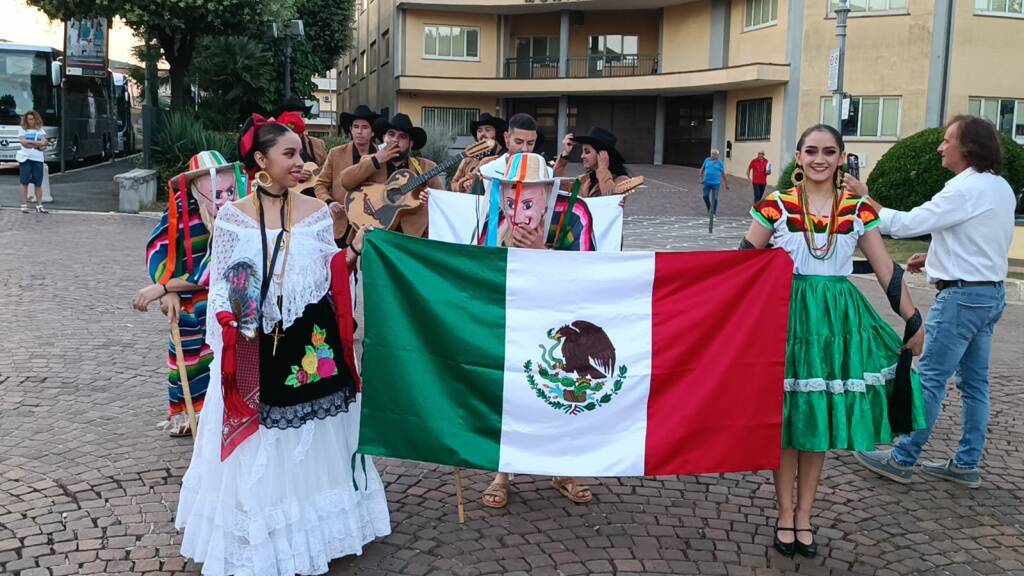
xmin=358 ymin=231 xmax=793 ymax=476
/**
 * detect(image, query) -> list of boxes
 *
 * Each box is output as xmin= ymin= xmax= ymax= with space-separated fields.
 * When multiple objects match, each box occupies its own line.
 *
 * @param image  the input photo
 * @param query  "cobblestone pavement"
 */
xmin=1 ymin=207 xmax=1022 ymax=576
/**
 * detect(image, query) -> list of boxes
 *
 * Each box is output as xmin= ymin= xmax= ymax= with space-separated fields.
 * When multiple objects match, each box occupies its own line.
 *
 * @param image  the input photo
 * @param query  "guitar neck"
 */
xmin=404 ymin=152 xmax=467 ymax=191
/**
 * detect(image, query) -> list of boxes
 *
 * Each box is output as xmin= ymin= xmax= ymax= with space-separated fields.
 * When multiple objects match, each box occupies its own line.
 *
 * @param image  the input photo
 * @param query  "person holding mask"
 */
xmin=853 ymin=115 xmax=1015 ymax=489
xmin=17 ymin=110 xmax=48 ymax=214
xmin=314 ymin=104 xmax=381 ymax=245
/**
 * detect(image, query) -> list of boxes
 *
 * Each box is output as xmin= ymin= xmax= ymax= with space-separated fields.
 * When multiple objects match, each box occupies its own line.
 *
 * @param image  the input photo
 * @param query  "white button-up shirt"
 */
xmin=878 ymin=167 xmax=1016 ymax=283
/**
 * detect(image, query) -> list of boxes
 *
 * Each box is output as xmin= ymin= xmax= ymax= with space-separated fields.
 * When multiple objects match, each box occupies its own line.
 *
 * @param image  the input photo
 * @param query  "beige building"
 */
xmin=339 ymin=0 xmax=1024 ymax=184
xmin=307 ymin=72 xmax=338 ymax=138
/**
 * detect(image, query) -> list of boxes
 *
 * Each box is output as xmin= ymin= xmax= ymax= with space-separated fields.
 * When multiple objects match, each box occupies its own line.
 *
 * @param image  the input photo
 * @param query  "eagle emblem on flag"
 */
xmin=524 ymin=321 xmax=628 ymax=415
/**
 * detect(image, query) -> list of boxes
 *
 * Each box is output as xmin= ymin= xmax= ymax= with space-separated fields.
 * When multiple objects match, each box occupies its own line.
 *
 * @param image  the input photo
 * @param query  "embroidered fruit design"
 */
xmin=285 ymin=325 xmax=337 ymax=387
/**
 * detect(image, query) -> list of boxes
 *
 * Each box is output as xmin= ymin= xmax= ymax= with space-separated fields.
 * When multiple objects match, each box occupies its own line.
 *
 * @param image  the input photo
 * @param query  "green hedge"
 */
xmin=867 ymin=127 xmax=1024 ymax=212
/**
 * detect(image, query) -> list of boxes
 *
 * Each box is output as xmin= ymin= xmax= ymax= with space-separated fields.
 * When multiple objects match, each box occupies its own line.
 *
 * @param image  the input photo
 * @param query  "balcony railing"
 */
xmin=504 ymin=54 xmax=659 ymax=79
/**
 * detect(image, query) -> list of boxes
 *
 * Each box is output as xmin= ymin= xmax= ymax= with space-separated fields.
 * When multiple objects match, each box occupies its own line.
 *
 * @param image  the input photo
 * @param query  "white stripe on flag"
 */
xmin=499 ymin=249 xmax=655 ymax=476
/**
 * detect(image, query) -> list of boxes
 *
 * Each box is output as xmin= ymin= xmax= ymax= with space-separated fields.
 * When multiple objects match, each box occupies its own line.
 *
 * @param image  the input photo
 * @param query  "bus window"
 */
xmin=0 ymin=51 xmax=57 ymax=126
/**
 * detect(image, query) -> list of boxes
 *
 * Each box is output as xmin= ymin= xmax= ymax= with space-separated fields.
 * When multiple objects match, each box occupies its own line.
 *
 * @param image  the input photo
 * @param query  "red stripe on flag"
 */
xmin=646 ymin=249 xmax=792 ymax=475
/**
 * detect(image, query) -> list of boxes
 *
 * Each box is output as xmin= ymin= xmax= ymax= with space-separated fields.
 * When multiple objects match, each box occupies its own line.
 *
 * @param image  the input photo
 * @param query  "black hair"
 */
xmin=508 ymin=113 xmax=538 ymax=133
xmin=948 ymin=115 xmax=1003 ymax=174
xmin=238 ymin=119 xmax=293 ymax=170
xmin=796 ymin=123 xmax=845 ymax=152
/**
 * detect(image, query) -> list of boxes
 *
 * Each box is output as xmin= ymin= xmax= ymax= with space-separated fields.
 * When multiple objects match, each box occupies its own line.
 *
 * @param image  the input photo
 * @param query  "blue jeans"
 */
xmin=702 ymin=184 xmax=720 ymax=211
xmin=891 ymin=284 xmax=1006 ymax=470
xmin=19 ymin=159 xmax=44 ymax=186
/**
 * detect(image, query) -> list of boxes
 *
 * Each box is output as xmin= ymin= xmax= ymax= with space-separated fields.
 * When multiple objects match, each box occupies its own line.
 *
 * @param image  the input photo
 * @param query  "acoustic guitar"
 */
xmin=615 ymin=176 xmax=645 ymax=195
xmin=288 ymin=161 xmax=321 ymax=196
xmin=345 ymin=139 xmax=496 ymax=231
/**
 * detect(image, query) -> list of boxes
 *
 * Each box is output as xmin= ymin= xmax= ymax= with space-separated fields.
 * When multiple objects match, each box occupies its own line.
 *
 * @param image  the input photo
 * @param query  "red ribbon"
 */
xmin=239 ymin=113 xmax=273 ymax=160
xmin=217 ymin=311 xmax=257 ymax=419
xmin=276 ymin=111 xmax=306 ymax=135
xmin=179 ymin=173 xmax=193 ymax=275
xmin=160 ymin=179 xmax=178 ymax=285
xmin=331 ymin=251 xmax=361 ymax=392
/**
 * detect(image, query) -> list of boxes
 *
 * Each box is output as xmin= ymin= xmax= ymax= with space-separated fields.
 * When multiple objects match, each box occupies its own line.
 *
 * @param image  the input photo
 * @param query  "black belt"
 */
xmin=936 ymin=280 xmax=1002 ymax=291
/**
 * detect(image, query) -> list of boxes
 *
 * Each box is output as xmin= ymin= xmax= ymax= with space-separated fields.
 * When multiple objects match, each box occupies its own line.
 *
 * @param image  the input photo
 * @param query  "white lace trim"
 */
xmin=784 ymin=364 xmax=898 ymax=393
xmin=178 ymin=485 xmax=391 ymax=576
xmin=210 ymin=203 xmax=338 ymax=334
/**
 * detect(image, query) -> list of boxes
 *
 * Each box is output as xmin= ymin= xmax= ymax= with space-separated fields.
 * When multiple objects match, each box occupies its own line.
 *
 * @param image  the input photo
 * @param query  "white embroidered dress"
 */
xmin=175 ymin=202 xmax=390 ymax=576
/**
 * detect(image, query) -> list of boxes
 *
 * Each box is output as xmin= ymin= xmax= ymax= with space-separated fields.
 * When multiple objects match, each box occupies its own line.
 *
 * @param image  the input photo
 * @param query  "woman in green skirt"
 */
xmin=741 ymin=124 xmax=926 ymax=559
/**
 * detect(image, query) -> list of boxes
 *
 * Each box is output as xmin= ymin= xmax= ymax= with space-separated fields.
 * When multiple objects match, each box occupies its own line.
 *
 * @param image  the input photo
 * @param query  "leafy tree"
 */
xmin=28 ymin=0 xmax=287 ymax=110
xmin=191 ymin=36 xmax=275 ymax=130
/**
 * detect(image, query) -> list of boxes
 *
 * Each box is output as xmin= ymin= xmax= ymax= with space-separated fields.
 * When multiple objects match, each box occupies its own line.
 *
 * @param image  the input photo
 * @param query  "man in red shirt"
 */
xmin=746 ymin=150 xmax=770 ymax=202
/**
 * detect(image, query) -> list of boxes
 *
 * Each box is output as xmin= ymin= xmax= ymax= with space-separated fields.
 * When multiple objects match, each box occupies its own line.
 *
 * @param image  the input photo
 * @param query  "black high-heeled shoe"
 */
xmin=794 ymin=528 xmax=817 ymax=558
xmin=773 ymin=526 xmax=795 ymax=557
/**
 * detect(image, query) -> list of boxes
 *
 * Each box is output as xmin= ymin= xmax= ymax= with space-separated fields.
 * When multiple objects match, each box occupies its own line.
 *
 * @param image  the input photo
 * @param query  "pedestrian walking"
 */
xmin=17 ymin=110 xmax=48 ymax=214
xmin=747 ymin=149 xmax=771 ymax=203
xmin=741 ymin=124 xmax=926 ymax=559
xmin=699 ymin=149 xmax=729 ymax=212
xmin=852 ymin=115 xmax=1015 ymax=489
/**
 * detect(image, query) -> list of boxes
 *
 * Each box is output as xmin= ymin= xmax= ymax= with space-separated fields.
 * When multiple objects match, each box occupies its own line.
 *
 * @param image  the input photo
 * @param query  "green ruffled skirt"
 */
xmin=783 ymin=275 xmax=926 ymax=452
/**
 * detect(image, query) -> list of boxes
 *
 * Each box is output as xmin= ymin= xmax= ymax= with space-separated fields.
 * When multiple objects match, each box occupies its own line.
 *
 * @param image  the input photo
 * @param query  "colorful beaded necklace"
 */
xmin=798 ymin=184 xmax=840 ymax=261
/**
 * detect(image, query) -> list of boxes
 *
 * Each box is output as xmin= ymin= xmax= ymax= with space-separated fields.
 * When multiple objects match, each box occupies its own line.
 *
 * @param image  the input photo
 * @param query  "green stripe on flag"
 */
xmin=358 ymin=231 xmax=508 ymax=470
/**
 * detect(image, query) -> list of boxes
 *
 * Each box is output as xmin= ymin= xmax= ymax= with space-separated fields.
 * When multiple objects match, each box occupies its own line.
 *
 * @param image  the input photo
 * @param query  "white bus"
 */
xmin=0 ymin=43 xmax=118 ymax=166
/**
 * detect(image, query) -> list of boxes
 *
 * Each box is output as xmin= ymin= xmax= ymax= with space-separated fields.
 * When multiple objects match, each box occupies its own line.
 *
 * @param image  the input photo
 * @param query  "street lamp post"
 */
xmin=283 ymin=20 xmax=305 ymax=99
xmin=832 ymin=0 xmax=851 ymax=131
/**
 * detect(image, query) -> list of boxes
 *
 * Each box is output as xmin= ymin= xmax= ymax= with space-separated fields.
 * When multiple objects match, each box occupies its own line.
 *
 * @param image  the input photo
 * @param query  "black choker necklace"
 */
xmin=258 ymin=186 xmax=286 ymax=199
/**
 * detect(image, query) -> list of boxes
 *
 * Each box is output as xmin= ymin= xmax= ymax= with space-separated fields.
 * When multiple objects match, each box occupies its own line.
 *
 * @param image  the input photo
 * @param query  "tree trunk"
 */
xmin=158 ymin=31 xmax=196 ymax=111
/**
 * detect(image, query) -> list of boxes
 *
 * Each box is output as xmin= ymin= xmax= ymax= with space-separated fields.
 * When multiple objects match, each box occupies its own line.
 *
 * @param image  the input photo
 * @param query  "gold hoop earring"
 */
xmin=791 ymin=165 xmax=805 ymax=186
xmin=255 ymin=170 xmax=273 ymax=188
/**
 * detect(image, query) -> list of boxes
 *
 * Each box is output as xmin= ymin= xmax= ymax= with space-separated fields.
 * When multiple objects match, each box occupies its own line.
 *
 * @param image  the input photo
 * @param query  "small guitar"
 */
xmin=288 ymin=161 xmax=320 ymax=196
xmin=345 ymin=139 xmax=496 ymax=231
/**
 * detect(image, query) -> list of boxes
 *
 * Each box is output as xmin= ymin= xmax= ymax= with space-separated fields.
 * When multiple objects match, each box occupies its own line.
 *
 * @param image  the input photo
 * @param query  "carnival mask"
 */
xmin=502 ymin=182 xmax=550 ymax=229
xmin=192 ymin=171 xmax=239 ymax=220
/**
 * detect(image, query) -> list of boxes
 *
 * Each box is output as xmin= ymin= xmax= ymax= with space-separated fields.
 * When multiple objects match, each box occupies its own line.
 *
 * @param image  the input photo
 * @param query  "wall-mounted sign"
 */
xmin=64 ymin=17 xmax=109 ymax=77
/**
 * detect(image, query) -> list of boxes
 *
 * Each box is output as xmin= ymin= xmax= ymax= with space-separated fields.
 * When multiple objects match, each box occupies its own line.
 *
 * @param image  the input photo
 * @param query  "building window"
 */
xmin=588 ymin=34 xmax=639 ymax=58
xmin=969 ymin=97 xmax=1024 ymax=141
xmin=829 ymin=0 xmax=908 ymax=16
xmin=369 ymin=41 xmax=378 ymax=72
xmin=424 ymin=25 xmax=480 ymax=61
xmin=352 ymin=58 xmax=358 ymax=81
xmin=820 ymin=96 xmax=901 ymax=138
xmin=745 ymin=0 xmax=778 ymax=30
xmin=360 ymin=50 xmax=367 ymax=77
xmin=422 ymin=107 xmax=480 ymax=137
xmin=381 ymin=30 xmax=390 ymax=64
xmin=975 ymin=0 xmax=1024 ymax=16
xmin=736 ymin=98 xmax=772 ymax=141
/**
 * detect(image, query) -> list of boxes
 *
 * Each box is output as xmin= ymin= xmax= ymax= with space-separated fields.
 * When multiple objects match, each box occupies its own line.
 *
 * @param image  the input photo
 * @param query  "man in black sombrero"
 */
xmin=554 ymin=126 xmax=631 ymax=197
xmin=338 ymin=113 xmax=444 ymax=237
xmin=314 ymin=105 xmax=381 ymax=246
xmin=451 ymin=112 xmax=507 ymax=193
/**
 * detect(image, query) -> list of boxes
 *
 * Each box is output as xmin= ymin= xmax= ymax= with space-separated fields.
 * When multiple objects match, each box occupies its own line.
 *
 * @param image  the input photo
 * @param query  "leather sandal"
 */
xmin=551 ymin=476 xmax=593 ymax=504
xmin=481 ymin=479 xmax=509 ymax=508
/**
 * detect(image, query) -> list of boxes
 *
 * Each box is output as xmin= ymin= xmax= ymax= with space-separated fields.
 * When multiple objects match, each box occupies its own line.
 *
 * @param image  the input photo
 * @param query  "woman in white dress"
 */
xmin=175 ymin=116 xmax=390 ymax=576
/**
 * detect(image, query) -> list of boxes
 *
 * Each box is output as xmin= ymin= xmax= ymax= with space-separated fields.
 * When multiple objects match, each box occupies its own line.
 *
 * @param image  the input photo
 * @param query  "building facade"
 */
xmin=307 ymin=72 xmax=338 ymax=138
xmin=339 ymin=0 xmax=1024 ymax=184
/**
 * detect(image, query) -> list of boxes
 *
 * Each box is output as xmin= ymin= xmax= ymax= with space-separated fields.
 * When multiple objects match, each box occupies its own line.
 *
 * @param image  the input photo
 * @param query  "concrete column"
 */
xmin=712 ymin=91 xmax=727 ymax=156
xmin=926 ymin=0 xmax=955 ymax=127
xmin=559 ymin=11 xmax=570 ymax=78
xmin=709 ymin=0 xmax=731 ymax=69
xmin=503 ymin=14 xmax=511 ymax=78
xmin=780 ymin=0 xmax=806 ymax=169
xmin=557 ymin=95 xmax=569 ymax=154
xmin=654 ymin=95 xmax=666 ymax=165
